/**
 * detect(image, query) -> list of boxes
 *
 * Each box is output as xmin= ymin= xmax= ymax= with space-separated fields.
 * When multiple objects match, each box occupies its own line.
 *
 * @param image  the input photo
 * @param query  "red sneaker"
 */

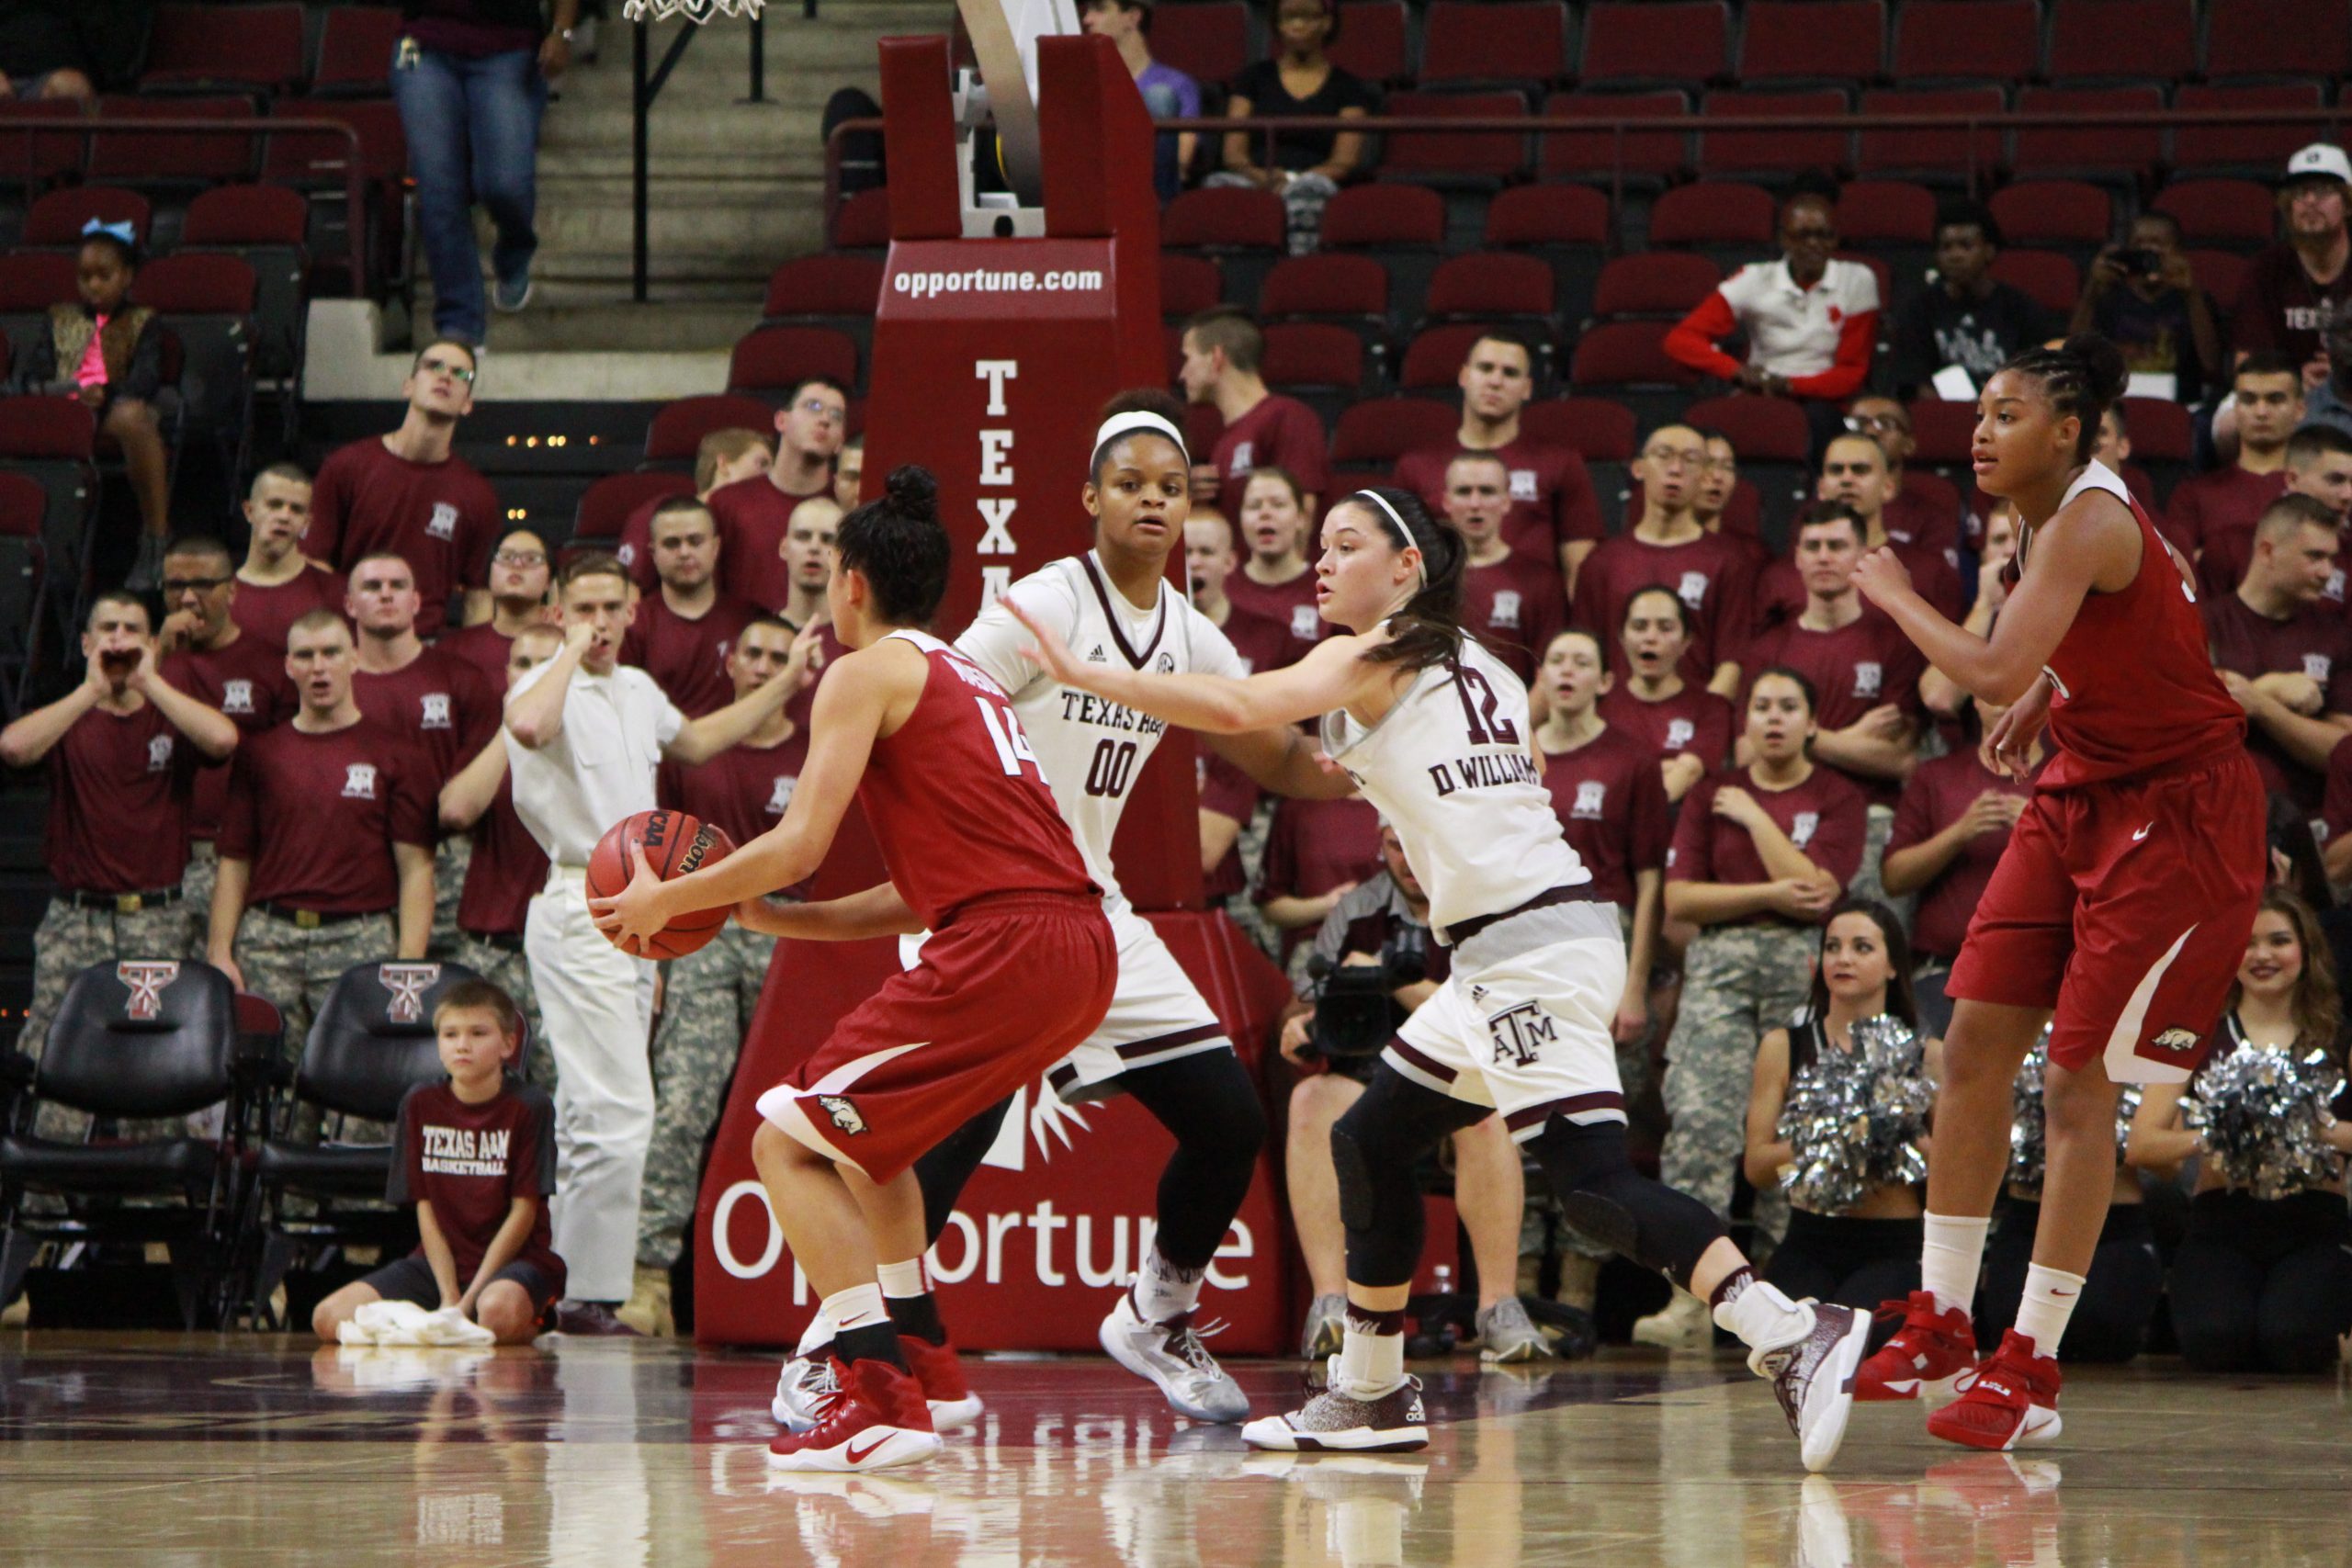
xmin=1926 ymin=1330 xmax=2063 ymax=1451
xmin=899 ymin=1333 xmax=984 ymax=1430
xmin=767 ymin=1359 xmax=942 ymax=1472
xmin=1852 ymin=1292 xmax=1978 ymax=1403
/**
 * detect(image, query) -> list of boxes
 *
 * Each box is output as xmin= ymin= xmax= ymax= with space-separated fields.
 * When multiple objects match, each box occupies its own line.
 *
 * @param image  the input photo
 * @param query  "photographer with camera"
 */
xmin=2071 ymin=211 xmax=2222 ymax=406
xmin=1276 ymin=823 xmax=1547 ymax=1365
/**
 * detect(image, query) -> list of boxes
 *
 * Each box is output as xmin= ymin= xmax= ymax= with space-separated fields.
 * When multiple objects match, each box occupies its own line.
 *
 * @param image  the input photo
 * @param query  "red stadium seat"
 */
xmin=1329 ymin=397 xmax=1461 ymax=479
xmin=1989 ymin=250 xmax=2081 ymax=314
xmin=22 ymin=188 xmax=153 ymax=249
xmin=2204 ymin=0 xmax=2351 ymax=81
xmin=312 ymin=6 xmax=407 ymax=96
xmin=1320 ymin=183 xmax=1445 ymax=248
xmin=1700 ymin=89 xmax=1849 ymax=180
xmin=89 ymin=95 xmax=258 ymax=183
xmin=2044 ymin=0 xmax=2194 ymax=85
xmin=1683 ymin=395 xmax=1810 ymax=463
xmin=0 ymin=253 xmax=76 ymax=311
xmin=1327 ymin=0 xmax=1410 ymax=86
xmin=262 ymin=96 xmax=407 ymax=185
xmin=1987 ymin=181 xmax=2114 ymax=249
xmin=831 ymin=187 xmax=889 ymax=250
xmin=1151 ymin=3 xmax=1250 ymax=89
xmin=182 ymin=184 xmax=308 ymax=246
xmin=1422 ymin=253 xmax=1555 ymax=322
xmin=1649 ymin=181 xmax=1776 ymax=249
xmin=2153 ymin=180 xmax=2280 ymax=251
xmin=1736 ymin=0 xmax=1885 ymax=87
xmin=763 ymin=254 xmax=883 ymax=320
xmin=1578 ymin=2 xmax=1729 ymax=90
xmin=1905 ymin=399 xmax=1977 ymax=464
xmin=132 ymin=254 xmax=257 ymax=314
xmin=1836 ymin=180 xmax=1937 ymax=245
xmin=576 ymin=471 xmax=695 ymax=543
xmin=1380 ymin=92 xmax=1532 ymax=186
xmin=0 ymin=397 xmax=96 ymax=459
xmin=140 ymin=3 xmax=306 ymax=94
xmin=2118 ymin=397 xmax=2194 ymax=464
xmin=2187 ymin=250 xmax=2250 ymax=308
xmin=0 ymin=100 xmax=84 ymax=185
xmin=1590 ymin=254 xmax=1719 ymax=320
xmin=1857 ymin=86 xmax=2006 ymax=183
xmin=2011 ymin=87 xmax=2165 ymax=180
xmin=1890 ymin=0 xmax=2038 ymax=85
xmin=1163 ymin=186 xmax=1286 ymax=252
xmin=1262 ymin=323 xmax=1367 ymax=393
xmin=1539 ymin=90 xmax=1690 ymax=185
xmin=1520 ymin=397 xmax=1636 ymax=462
xmin=1159 ymin=253 xmax=1223 ymax=320
xmin=1483 ymin=184 xmax=1608 ymax=248
xmin=1260 ymin=252 xmax=1389 ymax=322
xmin=1570 ymin=321 xmax=1699 ymax=387
xmin=645 ymin=395 xmax=776 ymax=463
xmin=1400 ymin=323 xmax=1528 ymax=389
xmin=726 ymin=327 xmax=859 ymax=397
xmin=1418 ymin=1 xmax=1571 ymax=94
xmin=2171 ymin=85 xmax=2328 ymax=177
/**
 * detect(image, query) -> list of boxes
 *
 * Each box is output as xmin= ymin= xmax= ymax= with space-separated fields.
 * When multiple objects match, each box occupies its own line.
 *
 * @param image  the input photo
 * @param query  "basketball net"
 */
xmin=620 ymin=0 xmax=763 ymax=20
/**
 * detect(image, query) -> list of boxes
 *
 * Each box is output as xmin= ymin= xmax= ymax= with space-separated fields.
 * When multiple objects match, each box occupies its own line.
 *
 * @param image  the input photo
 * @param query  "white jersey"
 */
xmin=957 ymin=552 xmax=1250 ymax=908
xmin=1320 ymin=636 xmax=1588 ymax=939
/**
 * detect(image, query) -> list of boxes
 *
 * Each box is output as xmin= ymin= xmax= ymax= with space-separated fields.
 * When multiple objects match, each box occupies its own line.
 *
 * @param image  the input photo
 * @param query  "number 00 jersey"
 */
xmin=956 ymin=553 xmax=1250 ymax=909
xmin=1321 ymin=636 xmax=1589 ymax=940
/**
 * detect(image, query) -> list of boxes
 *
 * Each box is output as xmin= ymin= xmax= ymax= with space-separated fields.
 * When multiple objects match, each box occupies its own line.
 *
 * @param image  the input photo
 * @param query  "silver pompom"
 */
xmin=2007 ymin=1028 xmax=2141 ymax=1199
xmin=2178 ymin=1042 xmax=2346 ymax=1201
xmin=1777 ymin=1014 xmax=1935 ymax=1213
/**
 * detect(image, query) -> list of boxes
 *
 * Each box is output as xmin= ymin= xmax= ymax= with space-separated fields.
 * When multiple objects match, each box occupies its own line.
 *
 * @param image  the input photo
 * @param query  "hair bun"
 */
xmin=2063 ymin=333 xmax=2129 ymax=407
xmin=881 ymin=464 xmax=939 ymax=522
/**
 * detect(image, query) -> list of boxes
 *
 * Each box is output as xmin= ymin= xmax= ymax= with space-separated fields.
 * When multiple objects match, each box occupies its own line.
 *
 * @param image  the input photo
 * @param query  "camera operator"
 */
xmin=1275 ymin=824 xmax=1547 ymax=1366
xmin=2071 ymin=211 xmax=2222 ymax=406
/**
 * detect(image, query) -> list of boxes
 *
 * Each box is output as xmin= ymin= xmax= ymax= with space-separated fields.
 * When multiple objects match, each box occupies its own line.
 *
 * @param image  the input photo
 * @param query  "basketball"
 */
xmin=586 ymin=809 xmax=739 ymax=959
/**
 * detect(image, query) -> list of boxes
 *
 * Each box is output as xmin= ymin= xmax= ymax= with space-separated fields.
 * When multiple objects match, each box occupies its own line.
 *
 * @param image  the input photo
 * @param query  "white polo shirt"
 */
xmin=1716 ymin=257 xmax=1882 ymax=378
xmin=504 ymin=659 xmax=684 ymax=869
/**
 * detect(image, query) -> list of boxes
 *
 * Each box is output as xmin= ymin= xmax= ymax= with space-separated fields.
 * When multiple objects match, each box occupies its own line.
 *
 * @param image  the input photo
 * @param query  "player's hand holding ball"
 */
xmin=586 ymin=808 xmax=738 ymax=958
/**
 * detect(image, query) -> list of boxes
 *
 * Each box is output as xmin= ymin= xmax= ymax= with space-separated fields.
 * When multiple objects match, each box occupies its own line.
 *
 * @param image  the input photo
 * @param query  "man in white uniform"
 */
xmin=504 ymin=551 xmax=810 ymax=1332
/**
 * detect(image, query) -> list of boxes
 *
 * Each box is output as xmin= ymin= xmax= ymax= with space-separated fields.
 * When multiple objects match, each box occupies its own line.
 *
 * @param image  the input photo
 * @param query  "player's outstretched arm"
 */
xmin=667 ymin=622 xmax=822 ymax=765
xmin=1203 ymin=727 xmax=1359 ymax=800
xmin=734 ymin=882 xmax=922 ymax=943
xmin=1012 ymin=601 xmax=1388 ymax=734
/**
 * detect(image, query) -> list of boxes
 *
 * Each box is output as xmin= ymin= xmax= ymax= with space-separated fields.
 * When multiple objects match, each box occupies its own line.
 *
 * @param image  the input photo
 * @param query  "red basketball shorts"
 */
xmin=754 ymin=892 xmax=1116 ymax=1181
xmin=1948 ymin=751 xmax=2267 ymax=1083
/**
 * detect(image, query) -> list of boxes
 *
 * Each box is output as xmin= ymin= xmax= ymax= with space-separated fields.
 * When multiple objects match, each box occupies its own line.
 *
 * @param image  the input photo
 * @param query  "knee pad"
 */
xmin=1330 ymin=1114 xmax=1379 ymax=1235
xmin=1531 ymin=1118 xmax=1725 ymax=1287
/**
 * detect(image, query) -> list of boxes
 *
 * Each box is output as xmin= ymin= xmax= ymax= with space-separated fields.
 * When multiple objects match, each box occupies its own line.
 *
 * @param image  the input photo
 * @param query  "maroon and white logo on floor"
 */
xmin=117 ymin=961 xmax=180 ymax=1021
xmin=379 ymin=964 xmax=442 ymax=1023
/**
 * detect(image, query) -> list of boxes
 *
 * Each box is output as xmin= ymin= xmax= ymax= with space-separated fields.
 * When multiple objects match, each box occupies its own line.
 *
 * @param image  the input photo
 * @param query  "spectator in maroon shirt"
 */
xmin=616 ymin=425 xmax=774 ymax=592
xmin=306 ymin=341 xmax=502 ymax=637
xmin=2232 ymin=142 xmax=2352 ymax=389
xmin=1256 ymin=793 xmax=1383 ymax=970
xmin=776 ymin=495 xmax=841 ymax=635
xmin=2170 ymin=353 xmax=2302 ymax=558
xmin=1179 ymin=308 xmax=1329 ymax=513
xmin=1571 ymin=423 xmax=1754 ymax=698
xmin=1692 ymin=428 xmax=1768 ymax=566
xmin=1442 ymin=451 xmax=1566 ymax=688
xmin=1757 ymin=434 xmax=1964 ymax=637
xmin=655 ymin=616 xmax=818 ymax=876
xmin=2194 ymin=425 xmax=2352 ymax=602
xmin=1184 ymin=506 xmax=1290 ymax=676
xmin=1225 ymin=467 xmax=1327 ymax=667
xmin=0 ymin=592 xmax=237 ymax=1085
xmin=834 ymin=434 xmax=864 ymax=511
xmin=619 ymin=498 xmax=757 ymax=718
xmin=1847 ymin=395 xmax=1967 ymax=564
xmin=1391 ymin=332 xmax=1603 ymax=591
xmin=704 ymin=378 xmax=846 ymax=612
xmin=208 ymin=611 xmax=436 ymax=1039
xmin=2210 ymin=494 xmax=2352 ymax=811
xmin=232 ymin=464 xmax=345 ymax=651
xmin=1597 ymin=584 xmax=1737 ymax=804
xmin=437 ymin=528 xmax=553 ymax=690
xmin=1533 ymin=628 xmax=1669 ymax=1047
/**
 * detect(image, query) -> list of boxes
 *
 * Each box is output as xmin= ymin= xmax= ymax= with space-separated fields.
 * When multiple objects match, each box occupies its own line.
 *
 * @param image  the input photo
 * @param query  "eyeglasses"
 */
xmin=493 ymin=550 xmax=548 ymax=568
xmin=161 ymin=575 xmax=231 ymax=593
xmin=418 ymin=357 xmax=476 ymax=384
xmin=1643 ymin=446 xmax=1708 ymax=468
xmin=798 ymin=399 xmax=845 ymax=420
xmin=1849 ymin=413 xmax=1910 ymax=434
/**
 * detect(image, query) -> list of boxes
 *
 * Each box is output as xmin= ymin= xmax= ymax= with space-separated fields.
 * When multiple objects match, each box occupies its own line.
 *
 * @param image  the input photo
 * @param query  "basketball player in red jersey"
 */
xmin=593 ymin=466 xmax=1116 ymax=1472
xmin=1850 ymin=335 xmax=2267 ymax=1450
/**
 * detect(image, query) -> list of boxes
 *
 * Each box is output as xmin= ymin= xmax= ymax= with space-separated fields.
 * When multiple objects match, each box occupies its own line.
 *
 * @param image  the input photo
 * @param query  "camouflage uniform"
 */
xmin=233 ymin=908 xmax=399 ymax=1055
xmin=178 ymin=843 xmax=218 ymax=958
xmin=636 ymin=919 xmax=775 ymax=1270
xmin=17 ymin=895 xmax=199 ymax=1140
xmin=1659 ymin=922 xmax=1816 ymax=1223
xmin=452 ymin=933 xmax=555 ymax=1095
xmin=1848 ymin=803 xmax=1901 ymax=915
xmin=428 ymin=837 xmax=472 ymax=960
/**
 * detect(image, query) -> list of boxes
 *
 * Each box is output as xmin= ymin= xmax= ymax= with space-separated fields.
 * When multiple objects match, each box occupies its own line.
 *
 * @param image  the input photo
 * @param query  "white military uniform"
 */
xmin=957 ymin=553 xmax=1246 ymax=1101
xmin=1321 ymin=637 xmax=1628 ymax=1142
xmin=507 ymin=657 xmax=683 ymax=1303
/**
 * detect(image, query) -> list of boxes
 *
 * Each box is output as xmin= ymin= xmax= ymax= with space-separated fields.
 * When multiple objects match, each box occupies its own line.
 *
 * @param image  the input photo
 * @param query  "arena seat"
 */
xmin=830 ymin=186 xmax=890 ymax=252
xmin=2011 ymin=86 xmax=2165 ymax=186
xmin=133 ymin=254 xmax=260 ymax=484
xmin=1590 ymin=253 xmax=1719 ymax=321
xmin=1987 ymin=180 xmax=2114 ymax=265
xmin=2203 ymin=0 xmax=2351 ymax=82
xmin=182 ymin=185 xmax=311 ymax=388
xmin=1988 ymin=249 xmax=2082 ymax=315
xmin=2153 ymin=179 xmax=2280 ymax=254
xmin=1539 ymin=90 xmax=1690 ymax=188
xmin=1401 ymin=321 xmax=1551 ymax=391
xmin=1482 ymin=184 xmax=1608 ymax=329
xmin=20 ymin=187 xmax=153 ymax=251
xmin=2043 ymin=0 xmax=2195 ymax=88
xmin=1326 ymin=0 xmax=1411 ymax=88
xmin=1856 ymin=86 xmax=2007 ymax=186
xmin=1520 ymin=396 xmax=1635 ymax=463
xmin=1159 ymin=252 xmax=1225 ymax=321
xmin=644 ymin=393 xmax=777 ymax=467
xmin=311 ymin=6 xmax=407 ymax=97
xmin=89 ymin=95 xmax=260 ymax=186
xmin=1577 ymin=1 xmax=1729 ymax=92
xmin=139 ymin=3 xmax=307 ymax=96
xmin=0 ymin=398 xmax=96 ymax=643
xmin=1889 ymin=0 xmax=2038 ymax=87
xmin=2170 ymin=84 xmax=2329 ymax=179
xmin=1568 ymin=320 xmax=1701 ymax=428
xmin=1328 ymin=396 xmax=1459 ymax=487
xmin=1260 ymin=252 xmax=1393 ymax=372
xmin=1420 ymin=252 xmax=1555 ymax=331
xmin=1163 ymin=186 xmax=1286 ymax=302
xmin=1417 ymin=1 xmax=1571 ymax=96
xmin=0 ymin=469 xmax=47 ymax=715
xmin=1264 ymin=322 xmax=1372 ymax=423
xmin=1736 ymin=0 xmax=1885 ymax=89
xmin=1320 ymin=183 xmax=1447 ymax=327
xmin=1699 ymin=89 xmax=1851 ymax=182
xmin=727 ymin=325 xmax=861 ymax=400
xmin=0 ymin=100 xmax=85 ymax=187
xmin=1150 ymin=2 xmax=1252 ymax=90
xmin=1379 ymin=90 xmax=1533 ymax=192
xmin=574 ymin=471 xmax=695 ymax=564
xmin=1648 ymin=180 xmax=1775 ymax=272
xmin=762 ymin=253 xmax=884 ymax=362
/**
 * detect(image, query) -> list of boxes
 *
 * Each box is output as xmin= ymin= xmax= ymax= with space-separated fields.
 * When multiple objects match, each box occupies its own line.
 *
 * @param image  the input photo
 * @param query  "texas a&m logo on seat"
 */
xmin=117 ymin=961 xmax=181 ymax=1021
xmin=379 ymin=963 xmax=443 ymax=1024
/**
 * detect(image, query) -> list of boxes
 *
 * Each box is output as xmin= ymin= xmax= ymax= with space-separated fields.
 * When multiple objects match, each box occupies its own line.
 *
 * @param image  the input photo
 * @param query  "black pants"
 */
xmin=2168 ymin=1189 xmax=2352 ymax=1375
xmin=1977 ymin=1197 xmax=2162 ymax=1362
xmin=1763 ymin=1209 xmax=1922 ymax=1353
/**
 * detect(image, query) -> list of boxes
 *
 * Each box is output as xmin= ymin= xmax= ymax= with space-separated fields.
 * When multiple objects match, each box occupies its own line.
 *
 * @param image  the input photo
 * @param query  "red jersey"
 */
xmin=620 ymin=592 xmax=757 ymax=718
xmin=458 ymin=780 xmax=548 ymax=938
xmin=390 ymin=1079 xmax=564 ymax=1292
xmin=164 ymin=634 xmax=296 ymax=841
xmin=435 ymin=620 xmax=514 ymax=690
xmin=352 ymin=645 xmax=503 ymax=788
xmin=305 ymin=438 xmax=500 ymax=637
xmin=2032 ymin=466 xmax=2248 ymax=790
xmin=705 ymin=472 xmax=831 ymax=614
xmin=1392 ymin=438 xmax=1605 ymax=565
xmin=1599 ymin=684 xmax=1736 ymax=774
xmin=1541 ymin=724 xmax=1671 ymax=909
xmin=219 ymin=720 xmax=436 ymax=912
xmin=2201 ymin=591 xmax=2352 ymax=807
xmin=42 ymin=701 xmax=198 ymax=893
xmin=231 ymin=563 xmax=345 ymax=649
xmin=1571 ymin=529 xmax=1755 ymax=686
xmin=857 ymin=632 xmax=1097 ymax=929
xmin=1742 ymin=611 xmax=1928 ymax=807
xmin=2163 ymin=464 xmax=2287 ymax=558
xmin=1887 ymin=748 xmax=2038 ymax=960
xmin=1669 ymin=764 xmax=1869 ymax=926
xmin=1462 ymin=552 xmax=1568 ymax=686
xmin=1210 ymin=393 xmax=1329 ymax=504
xmin=660 ymin=728 xmax=811 ymax=897
xmin=1224 ymin=567 xmax=1325 ymax=665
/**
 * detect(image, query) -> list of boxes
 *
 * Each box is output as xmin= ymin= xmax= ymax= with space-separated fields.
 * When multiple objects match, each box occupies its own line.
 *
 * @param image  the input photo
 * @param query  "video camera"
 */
xmin=1303 ymin=925 xmax=1430 ymax=1058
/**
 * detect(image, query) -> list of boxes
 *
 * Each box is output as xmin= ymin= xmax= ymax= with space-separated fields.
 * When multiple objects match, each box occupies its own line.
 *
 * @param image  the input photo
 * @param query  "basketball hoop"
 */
xmin=621 ymin=0 xmax=763 ymax=20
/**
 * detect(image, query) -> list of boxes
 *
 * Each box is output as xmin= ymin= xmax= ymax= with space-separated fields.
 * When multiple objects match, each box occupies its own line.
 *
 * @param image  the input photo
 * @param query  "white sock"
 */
xmin=1920 ymin=1213 xmax=1991 ymax=1317
xmin=2012 ymin=1264 xmax=2086 ymax=1358
xmin=1334 ymin=1315 xmax=1407 ymax=1400
xmin=1713 ymin=1274 xmax=1810 ymax=1351
xmin=876 ymin=1258 xmax=927 ymax=1298
xmin=1131 ymin=1245 xmax=1204 ymax=1324
xmin=793 ymin=1310 xmax=835 ymax=1356
xmin=820 ymin=1283 xmax=889 ymax=1335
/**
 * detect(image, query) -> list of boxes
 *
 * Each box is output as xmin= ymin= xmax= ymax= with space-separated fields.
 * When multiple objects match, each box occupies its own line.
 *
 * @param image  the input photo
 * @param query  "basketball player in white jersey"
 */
xmin=1014 ymin=487 xmax=1871 ymax=1472
xmin=773 ymin=392 xmax=1351 ymax=1428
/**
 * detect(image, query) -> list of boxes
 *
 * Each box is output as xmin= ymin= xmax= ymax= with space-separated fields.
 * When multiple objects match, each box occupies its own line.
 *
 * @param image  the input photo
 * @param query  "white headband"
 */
xmin=1351 ymin=489 xmax=1428 ymax=591
xmin=1092 ymin=411 xmax=1189 ymax=465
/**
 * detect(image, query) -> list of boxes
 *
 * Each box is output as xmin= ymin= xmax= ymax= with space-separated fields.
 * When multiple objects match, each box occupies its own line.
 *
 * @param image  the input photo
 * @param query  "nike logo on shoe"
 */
xmin=2132 ymin=822 xmax=2154 ymax=841
xmin=844 ymin=1435 xmax=892 ymax=1464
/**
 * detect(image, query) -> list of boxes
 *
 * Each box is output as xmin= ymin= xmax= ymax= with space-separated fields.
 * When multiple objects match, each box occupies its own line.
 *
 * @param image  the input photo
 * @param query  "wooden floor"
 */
xmin=0 ymin=1334 xmax=2344 ymax=1565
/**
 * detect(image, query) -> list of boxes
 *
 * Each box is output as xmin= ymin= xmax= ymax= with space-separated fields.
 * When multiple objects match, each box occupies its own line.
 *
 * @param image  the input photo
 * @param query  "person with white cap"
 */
xmin=2234 ymin=142 xmax=2352 ymax=388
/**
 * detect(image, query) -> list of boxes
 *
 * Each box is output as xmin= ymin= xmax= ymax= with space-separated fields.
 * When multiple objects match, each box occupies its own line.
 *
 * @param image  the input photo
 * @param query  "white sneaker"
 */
xmin=1476 ymin=1297 xmax=1552 ymax=1364
xmin=774 ymin=1352 xmax=838 ymax=1431
xmin=1632 ymin=1287 xmax=1714 ymax=1350
xmin=1241 ymin=1363 xmax=1427 ymax=1452
xmin=1751 ymin=1301 xmax=1871 ymax=1474
xmin=1099 ymin=1292 xmax=1250 ymax=1423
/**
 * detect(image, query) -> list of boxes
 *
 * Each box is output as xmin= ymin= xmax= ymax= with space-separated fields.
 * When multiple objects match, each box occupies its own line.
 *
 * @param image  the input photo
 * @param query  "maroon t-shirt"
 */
xmin=706 ymin=473 xmax=831 ymax=613
xmin=620 ymin=592 xmax=758 ymax=719
xmin=1541 ymin=725 xmax=1670 ymax=910
xmin=1462 ymin=553 xmax=1568 ymax=686
xmin=232 ymin=564 xmax=346 ymax=650
xmin=42 ymin=701 xmax=198 ymax=893
xmin=1211 ymin=394 xmax=1330 ymax=503
xmin=435 ymin=620 xmax=514 ymax=691
xmin=353 ymin=646 xmax=503 ymax=789
xmin=1392 ymin=438 xmax=1605 ymax=566
xmin=1886 ymin=475 xmax=1964 ymax=562
xmin=1887 ymin=748 xmax=2037 ymax=961
xmin=1258 ymin=795 xmax=1384 ymax=957
xmin=306 ymin=439 xmax=500 ymax=637
xmin=1199 ymin=751 xmax=1261 ymax=901
xmin=1742 ymin=612 xmax=1928 ymax=807
xmin=390 ymin=1079 xmax=565 ymax=1293
xmin=2194 ymin=514 xmax=2352 ymax=606
xmin=2202 ymin=591 xmax=2352 ymax=807
xmin=1748 ymin=542 xmax=1964 ymax=650
xmin=659 ymin=728 xmax=811 ymax=897
xmin=458 ymin=779 xmax=548 ymax=939
xmin=2232 ymin=244 xmax=2352 ymax=370
xmin=2165 ymin=465 xmax=2288 ymax=558
xmin=1668 ymin=764 xmax=1869 ymax=926
xmin=218 ymin=721 xmax=435 ymax=912
xmin=1224 ymin=568 xmax=1326 ymax=667
xmin=1570 ymin=531 xmax=1755 ymax=686
xmin=164 ymin=636 xmax=297 ymax=842
xmin=1599 ymin=684 xmax=1736 ymax=776
xmin=1216 ymin=603 xmax=1297 ymax=675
